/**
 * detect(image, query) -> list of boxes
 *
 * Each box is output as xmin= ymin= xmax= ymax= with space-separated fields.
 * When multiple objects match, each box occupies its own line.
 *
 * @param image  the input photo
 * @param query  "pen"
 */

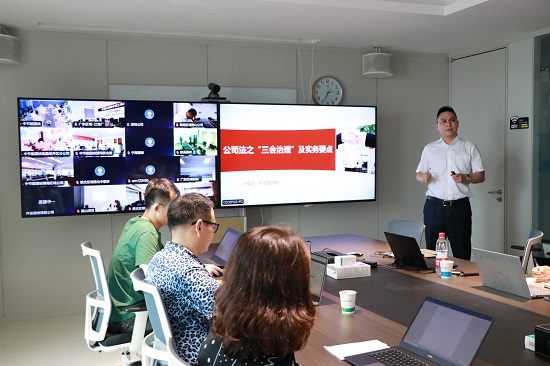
xmin=534 ymin=258 xmax=542 ymax=276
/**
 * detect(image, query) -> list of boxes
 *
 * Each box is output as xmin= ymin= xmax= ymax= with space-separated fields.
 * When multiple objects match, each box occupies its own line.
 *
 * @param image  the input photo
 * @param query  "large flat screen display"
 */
xmin=18 ymin=98 xmax=219 ymax=217
xmin=218 ymin=103 xmax=376 ymax=207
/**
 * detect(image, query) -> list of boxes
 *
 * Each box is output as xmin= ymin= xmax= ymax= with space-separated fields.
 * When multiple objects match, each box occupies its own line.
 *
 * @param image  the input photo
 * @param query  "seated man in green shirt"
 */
xmin=106 ymin=178 xmax=180 ymax=333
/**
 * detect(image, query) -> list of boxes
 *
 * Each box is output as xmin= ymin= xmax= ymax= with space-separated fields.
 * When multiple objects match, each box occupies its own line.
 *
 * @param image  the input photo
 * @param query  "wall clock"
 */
xmin=312 ymin=76 xmax=343 ymax=105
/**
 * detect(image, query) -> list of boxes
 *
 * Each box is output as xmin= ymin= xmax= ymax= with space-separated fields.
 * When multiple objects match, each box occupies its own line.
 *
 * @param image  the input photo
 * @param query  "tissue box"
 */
xmin=525 ymin=334 xmax=535 ymax=351
xmin=326 ymin=262 xmax=371 ymax=279
xmin=334 ymin=255 xmax=356 ymax=266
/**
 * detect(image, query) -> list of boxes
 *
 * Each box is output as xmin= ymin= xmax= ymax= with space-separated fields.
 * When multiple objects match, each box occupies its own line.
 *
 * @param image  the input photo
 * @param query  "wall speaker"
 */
xmin=0 ymin=34 xmax=20 ymax=64
xmin=362 ymin=52 xmax=393 ymax=78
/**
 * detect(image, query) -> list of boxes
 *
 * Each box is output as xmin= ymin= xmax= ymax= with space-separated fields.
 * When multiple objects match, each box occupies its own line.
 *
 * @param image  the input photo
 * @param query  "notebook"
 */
xmin=344 ymin=297 xmax=494 ymax=366
xmin=310 ymin=252 xmax=328 ymax=306
xmin=200 ymin=227 xmax=242 ymax=268
xmin=384 ymin=232 xmax=435 ymax=270
xmin=472 ymin=247 xmax=550 ymax=299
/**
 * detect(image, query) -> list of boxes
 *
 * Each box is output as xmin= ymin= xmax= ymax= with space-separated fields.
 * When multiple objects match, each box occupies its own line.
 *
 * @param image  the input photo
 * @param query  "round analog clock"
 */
xmin=312 ymin=76 xmax=343 ymax=105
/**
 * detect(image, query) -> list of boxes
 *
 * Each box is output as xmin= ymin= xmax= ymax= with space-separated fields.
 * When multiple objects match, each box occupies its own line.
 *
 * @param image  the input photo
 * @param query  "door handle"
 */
xmin=487 ymin=189 xmax=503 ymax=195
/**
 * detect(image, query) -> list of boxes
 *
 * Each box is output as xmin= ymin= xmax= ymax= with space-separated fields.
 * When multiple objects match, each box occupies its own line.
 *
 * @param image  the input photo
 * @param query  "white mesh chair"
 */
xmin=511 ymin=229 xmax=544 ymax=273
xmin=131 ymin=267 xmax=174 ymax=366
xmin=81 ymin=241 xmax=148 ymax=366
xmin=387 ymin=219 xmax=425 ymax=247
xmin=167 ymin=337 xmax=192 ymax=366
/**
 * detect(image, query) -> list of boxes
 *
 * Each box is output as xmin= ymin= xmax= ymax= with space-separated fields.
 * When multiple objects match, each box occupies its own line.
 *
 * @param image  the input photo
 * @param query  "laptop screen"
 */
xmin=213 ymin=228 xmax=242 ymax=263
xmin=310 ymin=252 xmax=328 ymax=305
xmin=384 ymin=231 xmax=431 ymax=270
xmin=400 ymin=297 xmax=494 ymax=366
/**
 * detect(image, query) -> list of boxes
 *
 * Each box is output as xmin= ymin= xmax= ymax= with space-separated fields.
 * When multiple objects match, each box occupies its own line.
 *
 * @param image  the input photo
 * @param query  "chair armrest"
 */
xmin=121 ymin=301 xmax=147 ymax=313
xmin=511 ymin=245 xmax=542 ymax=251
xmin=122 ymin=305 xmax=147 ymax=313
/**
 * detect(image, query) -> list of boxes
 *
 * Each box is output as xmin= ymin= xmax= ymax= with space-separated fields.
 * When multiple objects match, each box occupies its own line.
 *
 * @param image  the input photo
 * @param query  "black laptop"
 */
xmin=344 ymin=297 xmax=494 ymax=366
xmin=200 ymin=227 xmax=242 ymax=267
xmin=384 ymin=232 xmax=435 ymax=270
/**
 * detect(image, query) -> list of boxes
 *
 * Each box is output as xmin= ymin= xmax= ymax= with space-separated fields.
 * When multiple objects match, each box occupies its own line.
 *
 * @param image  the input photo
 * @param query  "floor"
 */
xmin=0 ymin=313 xmax=134 ymax=366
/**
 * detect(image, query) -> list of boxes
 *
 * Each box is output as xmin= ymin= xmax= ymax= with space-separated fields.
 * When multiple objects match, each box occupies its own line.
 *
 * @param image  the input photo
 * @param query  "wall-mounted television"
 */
xmin=18 ymin=98 xmax=376 ymax=217
xmin=18 ymin=98 xmax=219 ymax=217
xmin=218 ymin=103 xmax=376 ymax=208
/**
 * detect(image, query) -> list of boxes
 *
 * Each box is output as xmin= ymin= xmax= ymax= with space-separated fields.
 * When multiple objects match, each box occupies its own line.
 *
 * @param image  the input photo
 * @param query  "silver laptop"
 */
xmin=200 ymin=227 xmax=242 ymax=268
xmin=310 ymin=252 xmax=328 ymax=306
xmin=345 ymin=297 xmax=494 ymax=366
xmin=472 ymin=247 xmax=550 ymax=299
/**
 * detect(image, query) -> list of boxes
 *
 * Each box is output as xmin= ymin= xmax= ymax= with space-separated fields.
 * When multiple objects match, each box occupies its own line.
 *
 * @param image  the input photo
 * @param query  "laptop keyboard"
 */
xmin=528 ymin=283 xmax=550 ymax=297
xmin=200 ymin=257 xmax=218 ymax=266
xmin=370 ymin=349 xmax=430 ymax=366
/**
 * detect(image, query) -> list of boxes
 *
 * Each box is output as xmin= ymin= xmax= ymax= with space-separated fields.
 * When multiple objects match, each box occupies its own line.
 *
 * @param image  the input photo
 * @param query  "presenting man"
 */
xmin=416 ymin=106 xmax=485 ymax=260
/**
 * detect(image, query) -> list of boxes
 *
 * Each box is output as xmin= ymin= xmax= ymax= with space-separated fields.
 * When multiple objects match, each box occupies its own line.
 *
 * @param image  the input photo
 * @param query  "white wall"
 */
xmin=0 ymin=30 xmax=447 ymax=320
xmin=507 ymin=39 xmax=536 ymax=252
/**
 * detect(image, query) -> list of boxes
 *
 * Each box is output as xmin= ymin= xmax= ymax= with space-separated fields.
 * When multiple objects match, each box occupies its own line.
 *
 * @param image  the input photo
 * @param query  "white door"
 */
xmin=450 ymin=48 xmax=506 ymax=253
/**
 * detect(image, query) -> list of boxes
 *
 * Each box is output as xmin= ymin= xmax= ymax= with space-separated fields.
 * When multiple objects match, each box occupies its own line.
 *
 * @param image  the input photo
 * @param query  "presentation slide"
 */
xmin=218 ymin=103 xmax=376 ymax=207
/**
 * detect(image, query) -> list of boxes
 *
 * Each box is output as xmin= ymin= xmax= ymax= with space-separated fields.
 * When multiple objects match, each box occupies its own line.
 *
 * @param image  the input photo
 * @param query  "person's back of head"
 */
xmin=212 ymin=225 xmax=315 ymax=361
xmin=144 ymin=178 xmax=180 ymax=208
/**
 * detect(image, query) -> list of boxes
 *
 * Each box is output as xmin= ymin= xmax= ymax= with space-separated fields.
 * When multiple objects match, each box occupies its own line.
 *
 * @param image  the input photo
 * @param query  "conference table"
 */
xmin=294 ymin=234 xmax=550 ymax=365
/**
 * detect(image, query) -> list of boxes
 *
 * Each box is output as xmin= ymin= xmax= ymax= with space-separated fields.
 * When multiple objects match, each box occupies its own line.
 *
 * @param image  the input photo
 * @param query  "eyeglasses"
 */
xmin=437 ymin=118 xmax=458 ymax=124
xmin=191 ymin=219 xmax=220 ymax=233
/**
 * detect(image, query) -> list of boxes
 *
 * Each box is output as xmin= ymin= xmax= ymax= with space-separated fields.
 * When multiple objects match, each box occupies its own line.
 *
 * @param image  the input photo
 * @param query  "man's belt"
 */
xmin=426 ymin=196 xmax=469 ymax=207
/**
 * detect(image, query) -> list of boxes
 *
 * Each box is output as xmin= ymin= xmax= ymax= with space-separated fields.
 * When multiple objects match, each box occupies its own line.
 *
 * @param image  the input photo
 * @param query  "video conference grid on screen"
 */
xmin=18 ymin=98 xmax=376 ymax=218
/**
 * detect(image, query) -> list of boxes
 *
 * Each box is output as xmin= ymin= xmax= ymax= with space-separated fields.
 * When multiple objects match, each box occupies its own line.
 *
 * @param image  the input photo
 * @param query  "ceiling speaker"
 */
xmin=362 ymin=52 xmax=393 ymax=78
xmin=0 ymin=34 xmax=20 ymax=64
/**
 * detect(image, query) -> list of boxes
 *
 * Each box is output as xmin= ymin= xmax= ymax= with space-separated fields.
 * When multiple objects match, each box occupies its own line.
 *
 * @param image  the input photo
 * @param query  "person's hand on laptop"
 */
xmin=205 ymin=264 xmax=223 ymax=277
xmin=532 ymin=265 xmax=550 ymax=282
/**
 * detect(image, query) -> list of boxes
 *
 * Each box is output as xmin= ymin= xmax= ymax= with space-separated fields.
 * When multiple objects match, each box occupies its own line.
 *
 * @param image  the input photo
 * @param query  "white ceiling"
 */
xmin=1 ymin=0 xmax=549 ymax=54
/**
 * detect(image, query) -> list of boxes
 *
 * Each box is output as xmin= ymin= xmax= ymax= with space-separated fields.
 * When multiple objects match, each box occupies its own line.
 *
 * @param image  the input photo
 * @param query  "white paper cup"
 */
xmin=339 ymin=290 xmax=357 ymax=314
xmin=440 ymin=260 xmax=454 ymax=278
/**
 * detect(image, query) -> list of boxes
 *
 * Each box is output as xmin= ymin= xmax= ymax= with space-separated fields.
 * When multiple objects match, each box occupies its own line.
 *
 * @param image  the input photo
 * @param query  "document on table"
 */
xmin=324 ymin=340 xmax=389 ymax=360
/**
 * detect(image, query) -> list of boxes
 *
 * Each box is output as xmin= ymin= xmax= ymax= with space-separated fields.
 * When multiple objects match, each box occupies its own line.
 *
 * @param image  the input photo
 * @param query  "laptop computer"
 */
xmin=310 ymin=252 xmax=328 ymax=306
xmin=344 ymin=297 xmax=494 ymax=366
xmin=200 ymin=227 xmax=242 ymax=268
xmin=384 ymin=232 xmax=435 ymax=270
xmin=472 ymin=247 xmax=550 ymax=299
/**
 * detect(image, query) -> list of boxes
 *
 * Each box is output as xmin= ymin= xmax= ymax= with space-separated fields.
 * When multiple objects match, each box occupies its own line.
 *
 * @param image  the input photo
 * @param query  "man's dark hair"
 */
xmin=437 ymin=106 xmax=456 ymax=118
xmin=167 ymin=193 xmax=213 ymax=230
xmin=188 ymin=108 xmax=197 ymax=117
xmin=144 ymin=178 xmax=180 ymax=209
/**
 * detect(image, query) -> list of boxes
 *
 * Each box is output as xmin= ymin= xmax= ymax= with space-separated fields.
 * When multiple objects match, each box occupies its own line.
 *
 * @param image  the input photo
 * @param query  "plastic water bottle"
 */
xmin=435 ymin=232 xmax=448 ymax=275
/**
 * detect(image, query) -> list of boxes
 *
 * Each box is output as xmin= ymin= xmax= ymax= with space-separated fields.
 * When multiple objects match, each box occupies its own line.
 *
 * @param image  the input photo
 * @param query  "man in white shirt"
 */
xmin=416 ymin=106 xmax=485 ymax=260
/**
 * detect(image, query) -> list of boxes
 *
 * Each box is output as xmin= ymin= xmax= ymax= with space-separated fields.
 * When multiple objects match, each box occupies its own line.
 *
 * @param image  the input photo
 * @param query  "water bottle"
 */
xmin=435 ymin=232 xmax=448 ymax=275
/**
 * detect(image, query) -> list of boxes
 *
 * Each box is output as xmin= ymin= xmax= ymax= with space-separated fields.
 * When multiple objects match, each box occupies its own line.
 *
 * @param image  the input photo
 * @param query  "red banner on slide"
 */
xmin=221 ymin=129 xmax=336 ymax=172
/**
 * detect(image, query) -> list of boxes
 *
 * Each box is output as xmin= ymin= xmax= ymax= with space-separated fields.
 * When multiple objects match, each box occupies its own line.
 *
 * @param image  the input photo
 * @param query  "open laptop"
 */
xmin=200 ymin=227 xmax=242 ymax=268
xmin=344 ymin=297 xmax=494 ymax=366
xmin=384 ymin=232 xmax=435 ymax=270
xmin=310 ymin=252 xmax=328 ymax=306
xmin=472 ymin=247 xmax=550 ymax=299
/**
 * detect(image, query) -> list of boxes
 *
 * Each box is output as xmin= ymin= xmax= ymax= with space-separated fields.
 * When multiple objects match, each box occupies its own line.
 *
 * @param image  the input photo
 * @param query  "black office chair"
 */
xmin=81 ymin=241 xmax=148 ymax=365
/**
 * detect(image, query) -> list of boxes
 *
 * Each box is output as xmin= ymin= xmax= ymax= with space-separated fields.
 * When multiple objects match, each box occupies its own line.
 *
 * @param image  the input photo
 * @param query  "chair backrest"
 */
xmin=130 ymin=268 xmax=173 ymax=346
xmin=81 ymin=241 xmax=112 ymax=342
xmin=521 ymin=229 xmax=544 ymax=273
xmin=387 ymin=219 xmax=425 ymax=247
xmin=167 ymin=336 xmax=192 ymax=366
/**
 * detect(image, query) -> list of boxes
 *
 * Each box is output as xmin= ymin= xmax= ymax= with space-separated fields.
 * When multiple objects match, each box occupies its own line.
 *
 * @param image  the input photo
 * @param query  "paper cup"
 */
xmin=339 ymin=290 xmax=357 ymax=314
xmin=440 ymin=260 xmax=454 ymax=278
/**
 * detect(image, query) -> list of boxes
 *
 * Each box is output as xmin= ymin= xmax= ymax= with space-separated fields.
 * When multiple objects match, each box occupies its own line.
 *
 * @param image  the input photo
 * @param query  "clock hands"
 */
xmin=323 ymin=89 xmax=334 ymax=103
